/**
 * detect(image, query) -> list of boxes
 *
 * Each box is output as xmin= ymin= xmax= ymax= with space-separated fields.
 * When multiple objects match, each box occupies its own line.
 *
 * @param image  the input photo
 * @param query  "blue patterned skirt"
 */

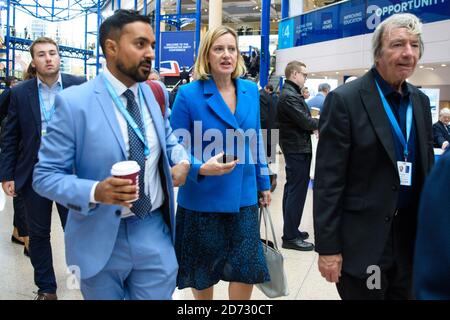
xmin=175 ymin=205 xmax=270 ymax=290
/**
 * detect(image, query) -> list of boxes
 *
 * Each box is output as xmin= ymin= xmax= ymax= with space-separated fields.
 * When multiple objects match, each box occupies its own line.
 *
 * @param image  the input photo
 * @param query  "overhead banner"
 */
xmin=160 ymin=31 xmax=195 ymax=72
xmin=278 ymin=0 xmax=450 ymax=49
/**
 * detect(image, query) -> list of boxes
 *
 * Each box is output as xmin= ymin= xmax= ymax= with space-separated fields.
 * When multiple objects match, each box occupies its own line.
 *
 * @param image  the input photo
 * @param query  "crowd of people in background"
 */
xmin=0 ymin=9 xmax=449 ymax=301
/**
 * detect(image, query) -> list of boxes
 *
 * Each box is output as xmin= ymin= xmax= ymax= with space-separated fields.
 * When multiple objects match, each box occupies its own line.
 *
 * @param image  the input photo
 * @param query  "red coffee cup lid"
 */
xmin=111 ymin=161 xmax=140 ymax=176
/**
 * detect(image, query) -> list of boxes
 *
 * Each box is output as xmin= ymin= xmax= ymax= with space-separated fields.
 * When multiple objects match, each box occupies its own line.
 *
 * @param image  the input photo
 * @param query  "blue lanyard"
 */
xmin=103 ymin=78 xmax=150 ymax=157
xmin=38 ymin=82 xmax=63 ymax=123
xmin=375 ymin=81 xmax=412 ymax=161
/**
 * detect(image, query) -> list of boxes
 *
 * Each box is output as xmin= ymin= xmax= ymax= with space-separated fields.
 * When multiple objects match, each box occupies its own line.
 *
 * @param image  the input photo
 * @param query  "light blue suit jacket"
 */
xmin=170 ymin=77 xmax=270 ymax=213
xmin=33 ymin=74 xmax=189 ymax=279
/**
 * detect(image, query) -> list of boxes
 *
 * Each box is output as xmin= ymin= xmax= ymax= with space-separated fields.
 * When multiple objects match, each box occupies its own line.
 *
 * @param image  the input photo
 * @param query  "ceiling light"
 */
xmin=311 ymin=73 xmax=315 ymax=76
xmin=364 ymin=69 xmax=368 ymax=72
xmin=425 ymin=67 xmax=434 ymax=71
xmin=441 ymin=64 xmax=447 ymax=67
xmin=419 ymin=65 xmax=424 ymax=68
xmin=335 ymin=72 xmax=339 ymax=74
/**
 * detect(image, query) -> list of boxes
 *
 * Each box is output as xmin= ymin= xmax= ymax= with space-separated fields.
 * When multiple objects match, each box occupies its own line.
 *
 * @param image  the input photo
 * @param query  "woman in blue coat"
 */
xmin=170 ymin=26 xmax=272 ymax=300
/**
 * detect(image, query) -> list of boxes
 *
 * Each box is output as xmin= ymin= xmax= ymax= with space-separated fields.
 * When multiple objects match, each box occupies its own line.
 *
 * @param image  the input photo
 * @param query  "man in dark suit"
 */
xmin=0 ymin=76 xmax=18 ymax=123
xmin=413 ymin=149 xmax=450 ymax=300
xmin=432 ymin=108 xmax=450 ymax=150
xmin=259 ymin=84 xmax=278 ymax=192
xmin=0 ymin=37 xmax=85 ymax=300
xmin=0 ymin=76 xmax=30 ymax=253
xmin=313 ymin=13 xmax=434 ymax=300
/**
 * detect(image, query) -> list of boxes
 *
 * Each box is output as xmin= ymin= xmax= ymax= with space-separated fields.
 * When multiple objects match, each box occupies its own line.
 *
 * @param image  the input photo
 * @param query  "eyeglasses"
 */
xmin=296 ymin=70 xmax=308 ymax=79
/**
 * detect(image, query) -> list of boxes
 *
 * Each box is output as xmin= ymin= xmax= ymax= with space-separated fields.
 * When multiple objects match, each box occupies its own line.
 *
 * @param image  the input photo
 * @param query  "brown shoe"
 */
xmin=34 ymin=292 xmax=57 ymax=300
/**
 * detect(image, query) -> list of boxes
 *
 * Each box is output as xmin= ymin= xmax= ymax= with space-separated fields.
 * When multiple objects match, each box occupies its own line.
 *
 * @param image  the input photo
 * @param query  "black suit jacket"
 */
xmin=259 ymin=89 xmax=278 ymax=159
xmin=0 ymin=88 xmax=11 ymax=125
xmin=313 ymin=71 xmax=434 ymax=278
xmin=0 ymin=74 xmax=85 ymax=190
xmin=432 ymin=121 xmax=450 ymax=148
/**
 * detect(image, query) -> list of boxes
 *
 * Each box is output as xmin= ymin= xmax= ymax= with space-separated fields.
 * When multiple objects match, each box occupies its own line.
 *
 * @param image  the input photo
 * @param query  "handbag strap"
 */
xmin=259 ymin=206 xmax=279 ymax=250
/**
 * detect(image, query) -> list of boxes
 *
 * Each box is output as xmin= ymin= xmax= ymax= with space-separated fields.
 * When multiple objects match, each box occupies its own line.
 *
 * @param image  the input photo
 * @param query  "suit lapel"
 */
xmin=95 ymin=74 xmax=127 ymax=158
xmin=360 ymin=73 xmax=397 ymax=169
xmin=234 ymin=79 xmax=251 ymax=128
xmin=204 ymin=78 xmax=239 ymax=129
xmin=27 ymin=78 xmax=41 ymax=136
xmin=139 ymin=82 xmax=166 ymax=153
xmin=61 ymin=73 xmax=70 ymax=89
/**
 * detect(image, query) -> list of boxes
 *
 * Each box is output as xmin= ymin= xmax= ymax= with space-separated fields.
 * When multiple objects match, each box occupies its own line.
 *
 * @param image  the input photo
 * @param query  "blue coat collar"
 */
xmin=203 ymin=77 xmax=251 ymax=129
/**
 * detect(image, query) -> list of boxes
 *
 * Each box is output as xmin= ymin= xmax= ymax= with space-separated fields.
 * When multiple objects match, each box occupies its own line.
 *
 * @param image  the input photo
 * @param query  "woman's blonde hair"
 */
xmin=194 ymin=25 xmax=246 ymax=80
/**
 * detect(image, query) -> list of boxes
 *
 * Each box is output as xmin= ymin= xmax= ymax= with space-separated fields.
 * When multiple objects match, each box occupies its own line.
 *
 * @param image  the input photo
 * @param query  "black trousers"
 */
xmin=336 ymin=209 xmax=414 ymax=300
xmin=13 ymin=193 xmax=28 ymax=237
xmin=282 ymin=153 xmax=311 ymax=240
xmin=22 ymin=183 xmax=68 ymax=294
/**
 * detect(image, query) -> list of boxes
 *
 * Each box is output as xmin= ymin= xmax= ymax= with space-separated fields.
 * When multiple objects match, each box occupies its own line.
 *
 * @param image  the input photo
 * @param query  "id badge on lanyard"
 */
xmin=375 ymin=81 xmax=413 ymax=186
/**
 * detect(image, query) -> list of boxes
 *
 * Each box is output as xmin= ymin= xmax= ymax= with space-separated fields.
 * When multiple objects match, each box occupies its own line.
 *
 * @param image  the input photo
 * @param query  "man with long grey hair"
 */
xmin=313 ymin=13 xmax=434 ymax=299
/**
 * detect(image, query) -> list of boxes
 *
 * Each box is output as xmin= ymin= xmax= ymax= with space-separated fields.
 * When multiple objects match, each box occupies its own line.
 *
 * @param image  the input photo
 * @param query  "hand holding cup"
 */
xmin=94 ymin=161 xmax=140 ymax=208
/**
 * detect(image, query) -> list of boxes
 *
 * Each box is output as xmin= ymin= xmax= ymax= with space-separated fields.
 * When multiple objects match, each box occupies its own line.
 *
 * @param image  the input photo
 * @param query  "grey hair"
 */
xmin=372 ymin=13 xmax=424 ymax=63
xmin=318 ymin=83 xmax=331 ymax=92
xmin=439 ymin=108 xmax=450 ymax=116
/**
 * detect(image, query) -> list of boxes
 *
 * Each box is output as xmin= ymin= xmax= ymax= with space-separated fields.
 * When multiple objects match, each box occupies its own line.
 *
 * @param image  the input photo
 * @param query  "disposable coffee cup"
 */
xmin=111 ymin=161 xmax=140 ymax=203
xmin=111 ymin=160 xmax=140 ymax=185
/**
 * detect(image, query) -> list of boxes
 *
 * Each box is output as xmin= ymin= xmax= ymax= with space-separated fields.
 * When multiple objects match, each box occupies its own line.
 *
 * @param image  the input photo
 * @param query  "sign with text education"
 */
xmin=278 ymin=0 xmax=450 ymax=49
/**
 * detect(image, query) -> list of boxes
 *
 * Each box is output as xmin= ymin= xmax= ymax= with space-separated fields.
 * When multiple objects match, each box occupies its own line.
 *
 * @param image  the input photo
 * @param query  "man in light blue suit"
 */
xmin=33 ymin=10 xmax=190 ymax=300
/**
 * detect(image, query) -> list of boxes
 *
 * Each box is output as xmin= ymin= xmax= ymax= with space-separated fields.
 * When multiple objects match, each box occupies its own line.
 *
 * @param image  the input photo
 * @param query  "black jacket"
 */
xmin=0 ymin=88 xmax=11 ymax=125
xmin=313 ymin=71 xmax=434 ymax=278
xmin=277 ymin=80 xmax=318 ymax=154
xmin=259 ymin=89 xmax=278 ymax=160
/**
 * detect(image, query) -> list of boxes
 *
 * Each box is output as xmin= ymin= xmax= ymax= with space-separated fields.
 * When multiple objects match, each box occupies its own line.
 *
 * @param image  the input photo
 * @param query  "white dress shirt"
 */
xmin=90 ymin=67 xmax=164 ymax=217
xmin=37 ymin=73 xmax=62 ymax=134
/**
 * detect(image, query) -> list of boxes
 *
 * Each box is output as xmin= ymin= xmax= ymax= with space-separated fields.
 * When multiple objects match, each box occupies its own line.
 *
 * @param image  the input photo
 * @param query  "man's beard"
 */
xmin=117 ymin=59 xmax=151 ymax=83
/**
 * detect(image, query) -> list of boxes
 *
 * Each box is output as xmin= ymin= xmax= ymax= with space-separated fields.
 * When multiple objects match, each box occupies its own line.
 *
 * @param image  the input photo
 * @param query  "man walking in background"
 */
xmin=277 ymin=61 xmax=318 ymax=251
xmin=0 ymin=37 xmax=85 ymax=300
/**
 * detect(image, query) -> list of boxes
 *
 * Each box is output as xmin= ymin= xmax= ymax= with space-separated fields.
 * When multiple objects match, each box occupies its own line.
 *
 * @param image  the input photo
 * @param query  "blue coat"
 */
xmin=413 ymin=149 xmax=450 ymax=299
xmin=170 ymin=77 xmax=270 ymax=213
xmin=33 ymin=74 xmax=189 ymax=279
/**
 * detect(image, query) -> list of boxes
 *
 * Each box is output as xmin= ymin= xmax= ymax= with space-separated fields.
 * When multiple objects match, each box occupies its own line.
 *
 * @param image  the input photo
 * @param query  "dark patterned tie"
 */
xmin=123 ymin=89 xmax=152 ymax=218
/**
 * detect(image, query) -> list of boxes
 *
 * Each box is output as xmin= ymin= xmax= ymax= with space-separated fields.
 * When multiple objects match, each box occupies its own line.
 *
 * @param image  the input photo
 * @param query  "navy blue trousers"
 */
xmin=22 ymin=183 xmax=67 ymax=294
xmin=282 ymin=153 xmax=311 ymax=240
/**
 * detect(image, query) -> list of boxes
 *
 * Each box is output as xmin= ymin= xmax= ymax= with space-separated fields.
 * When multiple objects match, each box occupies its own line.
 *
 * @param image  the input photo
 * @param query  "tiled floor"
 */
xmin=0 ymin=153 xmax=340 ymax=300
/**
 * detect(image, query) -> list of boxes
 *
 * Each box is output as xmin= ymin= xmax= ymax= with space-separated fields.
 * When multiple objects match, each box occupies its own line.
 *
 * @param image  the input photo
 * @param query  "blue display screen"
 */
xmin=278 ymin=0 xmax=450 ymax=49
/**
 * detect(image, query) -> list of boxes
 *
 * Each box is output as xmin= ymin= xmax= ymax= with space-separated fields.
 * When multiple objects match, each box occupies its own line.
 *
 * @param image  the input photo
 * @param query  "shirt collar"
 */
xmin=103 ymin=66 xmax=139 ymax=99
xmin=37 ymin=73 xmax=62 ymax=90
xmin=371 ymin=67 xmax=410 ymax=98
